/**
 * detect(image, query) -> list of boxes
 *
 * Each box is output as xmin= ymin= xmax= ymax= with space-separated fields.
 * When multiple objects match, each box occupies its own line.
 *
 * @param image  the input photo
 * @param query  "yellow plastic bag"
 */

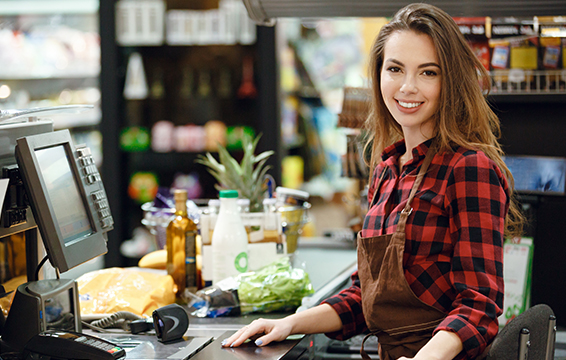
xmin=77 ymin=267 xmax=175 ymax=317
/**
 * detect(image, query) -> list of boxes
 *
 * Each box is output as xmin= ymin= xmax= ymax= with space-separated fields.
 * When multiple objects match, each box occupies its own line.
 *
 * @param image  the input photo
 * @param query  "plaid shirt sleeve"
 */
xmin=320 ymin=271 xmax=368 ymax=340
xmin=434 ymin=151 xmax=507 ymax=359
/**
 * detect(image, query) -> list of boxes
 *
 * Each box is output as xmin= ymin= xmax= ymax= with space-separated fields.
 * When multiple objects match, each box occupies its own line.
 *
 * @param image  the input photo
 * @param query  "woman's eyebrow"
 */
xmin=384 ymin=58 xmax=440 ymax=69
xmin=418 ymin=62 xmax=441 ymax=69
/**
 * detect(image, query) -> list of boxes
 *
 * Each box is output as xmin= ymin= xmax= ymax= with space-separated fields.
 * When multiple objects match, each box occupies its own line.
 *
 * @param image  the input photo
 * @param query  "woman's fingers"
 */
xmin=222 ymin=320 xmax=270 ymax=348
xmin=252 ymin=331 xmax=282 ymax=347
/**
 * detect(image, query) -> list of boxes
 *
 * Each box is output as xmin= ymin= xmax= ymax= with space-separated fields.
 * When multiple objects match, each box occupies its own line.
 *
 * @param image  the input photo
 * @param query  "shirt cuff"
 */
xmin=321 ymin=295 xmax=367 ymax=340
xmin=435 ymin=315 xmax=489 ymax=359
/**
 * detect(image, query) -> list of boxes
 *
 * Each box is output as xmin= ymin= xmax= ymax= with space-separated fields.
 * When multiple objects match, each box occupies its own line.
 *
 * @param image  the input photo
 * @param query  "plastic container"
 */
xmin=275 ymin=187 xmax=309 ymax=207
xmin=205 ymin=199 xmax=220 ymax=245
xmin=211 ymin=190 xmax=249 ymax=284
xmin=280 ymin=202 xmax=311 ymax=253
xmin=237 ymin=198 xmax=250 ymax=213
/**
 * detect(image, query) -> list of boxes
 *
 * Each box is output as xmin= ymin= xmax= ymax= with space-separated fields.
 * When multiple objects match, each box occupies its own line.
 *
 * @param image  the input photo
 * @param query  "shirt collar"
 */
xmin=381 ymin=138 xmax=435 ymax=165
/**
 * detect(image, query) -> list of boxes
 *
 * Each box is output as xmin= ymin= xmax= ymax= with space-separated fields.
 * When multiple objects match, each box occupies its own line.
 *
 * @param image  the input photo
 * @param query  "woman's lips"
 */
xmin=395 ymin=99 xmax=423 ymax=113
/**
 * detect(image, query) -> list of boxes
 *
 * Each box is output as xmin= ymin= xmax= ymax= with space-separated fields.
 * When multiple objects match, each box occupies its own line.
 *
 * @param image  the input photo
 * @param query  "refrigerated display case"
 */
xmin=0 ymin=0 xmax=102 ymax=164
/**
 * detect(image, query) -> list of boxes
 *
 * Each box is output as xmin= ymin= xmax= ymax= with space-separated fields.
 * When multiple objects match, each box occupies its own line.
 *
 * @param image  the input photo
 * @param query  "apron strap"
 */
xmin=396 ymin=144 xmax=435 ymax=234
xmin=360 ymin=333 xmax=379 ymax=360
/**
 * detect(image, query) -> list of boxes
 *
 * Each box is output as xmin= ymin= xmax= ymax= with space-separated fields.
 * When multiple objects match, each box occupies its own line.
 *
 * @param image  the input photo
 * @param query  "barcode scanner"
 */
xmin=152 ymin=303 xmax=189 ymax=343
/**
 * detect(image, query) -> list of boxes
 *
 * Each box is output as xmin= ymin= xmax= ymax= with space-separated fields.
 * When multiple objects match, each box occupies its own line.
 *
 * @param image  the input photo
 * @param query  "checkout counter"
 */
xmin=85 ymin=243 xmax=358 ymax=360
xmin=0 ymin=108 xmax=359 ymax=360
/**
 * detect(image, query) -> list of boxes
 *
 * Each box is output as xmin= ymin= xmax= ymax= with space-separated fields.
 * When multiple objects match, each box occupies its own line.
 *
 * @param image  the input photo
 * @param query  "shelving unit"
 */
xmin=99 ymin=0 xmax=279 ymax=266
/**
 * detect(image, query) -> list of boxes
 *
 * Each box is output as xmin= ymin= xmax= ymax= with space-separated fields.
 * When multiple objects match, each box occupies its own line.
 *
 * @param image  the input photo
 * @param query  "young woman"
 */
xmin=222 ymin=4 xmax=523 ymax=359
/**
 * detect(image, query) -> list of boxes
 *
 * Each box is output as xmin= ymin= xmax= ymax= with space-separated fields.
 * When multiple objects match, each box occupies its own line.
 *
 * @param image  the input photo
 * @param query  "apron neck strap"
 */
xmin=396 ymin=142 xmax=436 ymax=233
xmin=403 ymin=143 xmax=435 ymax=212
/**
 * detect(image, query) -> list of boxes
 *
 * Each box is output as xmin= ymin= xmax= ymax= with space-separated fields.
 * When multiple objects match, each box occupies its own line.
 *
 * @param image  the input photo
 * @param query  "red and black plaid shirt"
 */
xmin=322 ymin=139 xmax=508 ymax=359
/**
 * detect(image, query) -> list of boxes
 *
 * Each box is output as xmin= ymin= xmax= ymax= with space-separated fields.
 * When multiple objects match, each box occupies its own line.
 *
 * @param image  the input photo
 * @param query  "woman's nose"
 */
xmin=400 ymin=77 xmax=417 ymax=94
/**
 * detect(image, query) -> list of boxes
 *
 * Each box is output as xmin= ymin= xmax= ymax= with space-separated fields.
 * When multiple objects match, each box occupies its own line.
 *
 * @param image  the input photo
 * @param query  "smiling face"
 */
xmin=380 ymin=30 xmax=442 ymax=145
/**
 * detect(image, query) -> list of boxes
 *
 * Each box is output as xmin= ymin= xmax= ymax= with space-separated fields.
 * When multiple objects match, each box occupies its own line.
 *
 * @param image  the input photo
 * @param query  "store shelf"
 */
xmin=489 ymin=69 xmax=566 ymax=95
xmin=0 ymin=0 xmax=98 ymax=15
xmin=0 ymin=67 xmax=101 ymax=80
xmin=127 ymin=150 xmax=215 ymax=170
xmin=51 ymin=106 xmax=102 ymax=129
xmin=489 ymin=93 xmax=566 ymax=104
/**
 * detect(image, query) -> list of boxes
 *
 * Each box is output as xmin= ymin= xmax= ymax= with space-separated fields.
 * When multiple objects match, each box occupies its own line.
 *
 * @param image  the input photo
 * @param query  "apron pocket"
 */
xmin=358 ymin=234 xmax=392 ymax=281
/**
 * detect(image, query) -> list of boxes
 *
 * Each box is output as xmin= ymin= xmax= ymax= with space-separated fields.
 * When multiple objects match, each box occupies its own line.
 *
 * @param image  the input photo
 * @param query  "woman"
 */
xmin=222 ymin=3 xmax=524 ymax=359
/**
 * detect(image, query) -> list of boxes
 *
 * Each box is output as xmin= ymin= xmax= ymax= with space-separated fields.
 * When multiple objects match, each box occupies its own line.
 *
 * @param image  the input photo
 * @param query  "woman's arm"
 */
xmin=398 ymin=330 xmax=463 ymax=360
xmin=222 ymin=303 xmax=342 ymax=347
xmin=436 ymin=151 xmax=507 ymax=358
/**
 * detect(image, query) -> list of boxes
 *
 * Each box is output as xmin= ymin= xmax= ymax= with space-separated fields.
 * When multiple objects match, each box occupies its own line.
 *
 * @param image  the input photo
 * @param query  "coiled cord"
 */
xmin=85 ymin=311 xmax=143 ymax=332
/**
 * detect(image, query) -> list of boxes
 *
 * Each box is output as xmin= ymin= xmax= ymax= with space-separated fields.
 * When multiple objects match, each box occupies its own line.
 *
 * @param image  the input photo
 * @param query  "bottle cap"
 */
xmin=173 ymin=189 xmax=188 ymax=201
xmin=219 ymin=189 xmax=239 ymax=198
xmin=275 ymin=187 xmax=309 ymax=200
xmin=275 ymin=187 xmax=309 ymax=206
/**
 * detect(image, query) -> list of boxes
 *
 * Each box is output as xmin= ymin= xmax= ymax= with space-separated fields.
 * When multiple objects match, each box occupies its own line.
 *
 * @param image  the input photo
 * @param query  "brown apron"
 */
xmin=358 ymin=146 xmax=447 ymax=360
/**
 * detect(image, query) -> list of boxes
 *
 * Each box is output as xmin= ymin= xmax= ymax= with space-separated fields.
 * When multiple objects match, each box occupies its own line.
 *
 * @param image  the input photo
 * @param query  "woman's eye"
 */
xmin=387 ymin=66 xmax=401 ymax=73
xmin=423 ymin=70 xmax=438 ymax=76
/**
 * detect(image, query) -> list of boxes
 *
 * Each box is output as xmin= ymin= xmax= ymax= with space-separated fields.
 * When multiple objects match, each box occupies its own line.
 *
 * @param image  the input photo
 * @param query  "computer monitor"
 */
xmin=504 ymin=155 xmax=566 ymax=195
xmin=14 ymin=129 xmax=113 ymax=273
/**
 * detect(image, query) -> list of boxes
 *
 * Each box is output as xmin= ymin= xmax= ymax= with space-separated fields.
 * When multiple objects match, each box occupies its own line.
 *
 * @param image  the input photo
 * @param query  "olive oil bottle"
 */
xmin=166 ymin=189 xmax=198 ymax=299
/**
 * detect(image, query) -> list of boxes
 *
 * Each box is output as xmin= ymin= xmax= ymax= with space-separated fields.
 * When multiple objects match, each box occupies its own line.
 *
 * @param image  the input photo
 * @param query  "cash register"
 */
xmin=0 ymin=106 xmax=120 ymax=359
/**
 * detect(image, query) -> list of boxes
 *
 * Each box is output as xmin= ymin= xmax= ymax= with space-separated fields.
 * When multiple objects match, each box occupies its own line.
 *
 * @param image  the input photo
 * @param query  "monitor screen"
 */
xmin=504 ymin=155 xmax=566 ymax=195
xmin=15 ymin=129 xmax=113 ymax=273
xmin=35 ymin=145 xmax=93 ymax=244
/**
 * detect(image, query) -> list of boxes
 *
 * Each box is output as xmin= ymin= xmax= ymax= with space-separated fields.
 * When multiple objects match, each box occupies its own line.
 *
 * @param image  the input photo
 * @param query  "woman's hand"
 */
xmin=221 ymin=304 xmax=343 ymax=348
xmin=221 ymin=318 xmax=294 ymax=348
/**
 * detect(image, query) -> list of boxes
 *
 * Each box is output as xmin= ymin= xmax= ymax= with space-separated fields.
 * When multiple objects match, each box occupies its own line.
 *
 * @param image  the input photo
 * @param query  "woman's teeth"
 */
xmin=398 ymin=101 xmax=422 ymax=108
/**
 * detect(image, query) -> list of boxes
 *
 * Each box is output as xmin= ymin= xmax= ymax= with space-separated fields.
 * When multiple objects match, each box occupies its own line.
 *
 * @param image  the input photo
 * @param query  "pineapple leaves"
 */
xmin=195 ymin=133 xmax=273 ymax=212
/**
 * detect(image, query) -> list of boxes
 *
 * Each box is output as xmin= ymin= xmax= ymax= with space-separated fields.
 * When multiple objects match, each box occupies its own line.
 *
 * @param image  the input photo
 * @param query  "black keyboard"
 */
xmin=326 ymin=334 xmax=379 ymax=354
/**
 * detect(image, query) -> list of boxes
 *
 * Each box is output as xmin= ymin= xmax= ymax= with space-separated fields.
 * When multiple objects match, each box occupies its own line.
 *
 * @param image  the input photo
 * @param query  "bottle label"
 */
xmin=234 ymin=252 xmax=248 ymax=273
xmin=185 ymin=230 xmax=198 ymax=290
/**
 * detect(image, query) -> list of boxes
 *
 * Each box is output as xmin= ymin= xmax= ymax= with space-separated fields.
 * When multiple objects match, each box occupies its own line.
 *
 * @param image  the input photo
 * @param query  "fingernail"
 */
xmin=255 ymin=339 xmax=263 ymax=346
xmin=230 ymin=343 xmax=234 ymax=348
xmin=221 ymin=340 xmax=227 ymax=346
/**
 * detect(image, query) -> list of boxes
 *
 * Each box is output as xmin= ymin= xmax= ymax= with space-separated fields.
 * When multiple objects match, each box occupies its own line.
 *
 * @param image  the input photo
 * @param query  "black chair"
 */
xmin=483 ymin=304 xmax=556 ymax=360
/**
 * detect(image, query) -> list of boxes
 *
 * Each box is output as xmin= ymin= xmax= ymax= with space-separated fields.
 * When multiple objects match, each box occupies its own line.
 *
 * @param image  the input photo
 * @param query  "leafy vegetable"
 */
xmin=237 ymin=257 xmax=314 ymax=314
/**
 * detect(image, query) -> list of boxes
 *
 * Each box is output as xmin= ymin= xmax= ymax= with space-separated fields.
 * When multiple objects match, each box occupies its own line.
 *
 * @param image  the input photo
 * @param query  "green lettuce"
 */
xmin=237 ymin=257 xmax=314 ymax=314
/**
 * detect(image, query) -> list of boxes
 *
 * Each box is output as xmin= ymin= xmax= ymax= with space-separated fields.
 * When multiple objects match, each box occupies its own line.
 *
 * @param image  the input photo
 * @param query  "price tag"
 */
xmin=508 ymin=69 xmax=525 ymax=83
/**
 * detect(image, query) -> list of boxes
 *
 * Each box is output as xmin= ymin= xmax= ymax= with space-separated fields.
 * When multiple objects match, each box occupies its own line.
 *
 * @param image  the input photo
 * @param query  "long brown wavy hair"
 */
xmin=364 ymin=3 xmax=524 ymax=238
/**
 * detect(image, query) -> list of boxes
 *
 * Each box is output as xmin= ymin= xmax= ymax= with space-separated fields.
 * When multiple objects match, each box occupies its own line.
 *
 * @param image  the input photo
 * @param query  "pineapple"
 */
xmin=196 ymin=133 xmax=274 ymax=212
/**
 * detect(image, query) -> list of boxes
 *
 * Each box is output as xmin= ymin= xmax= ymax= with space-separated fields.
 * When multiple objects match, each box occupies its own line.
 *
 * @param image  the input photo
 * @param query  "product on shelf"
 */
xmin=489 ymin=17 xmax=538 ymax=70
xmin=539 ymin=17 xmax=566 ymax=70
xmin=454 ymin=17 xmax=490 ymax=70
xmin=151 ymin=120 xmax=175 ymax=152
xmin=128 ymin=171 xmax=159 ymax=204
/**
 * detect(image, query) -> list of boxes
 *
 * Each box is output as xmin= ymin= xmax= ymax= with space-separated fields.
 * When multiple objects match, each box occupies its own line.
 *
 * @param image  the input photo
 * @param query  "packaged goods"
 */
xmin=190 ymin=257 xmax=314 ymax=317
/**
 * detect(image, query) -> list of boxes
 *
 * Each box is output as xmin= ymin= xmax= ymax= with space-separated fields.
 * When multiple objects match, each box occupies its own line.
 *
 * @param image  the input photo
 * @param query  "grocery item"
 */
xmin=166 ymin=189 xmax=198 ymax=298
xmin=211 ymin=190 xmax=249 ymax=284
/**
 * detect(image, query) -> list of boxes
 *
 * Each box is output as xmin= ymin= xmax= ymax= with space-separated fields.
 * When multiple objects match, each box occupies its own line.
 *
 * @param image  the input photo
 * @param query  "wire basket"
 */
xmin=141 ymin=202 xmax=177 ymax=249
